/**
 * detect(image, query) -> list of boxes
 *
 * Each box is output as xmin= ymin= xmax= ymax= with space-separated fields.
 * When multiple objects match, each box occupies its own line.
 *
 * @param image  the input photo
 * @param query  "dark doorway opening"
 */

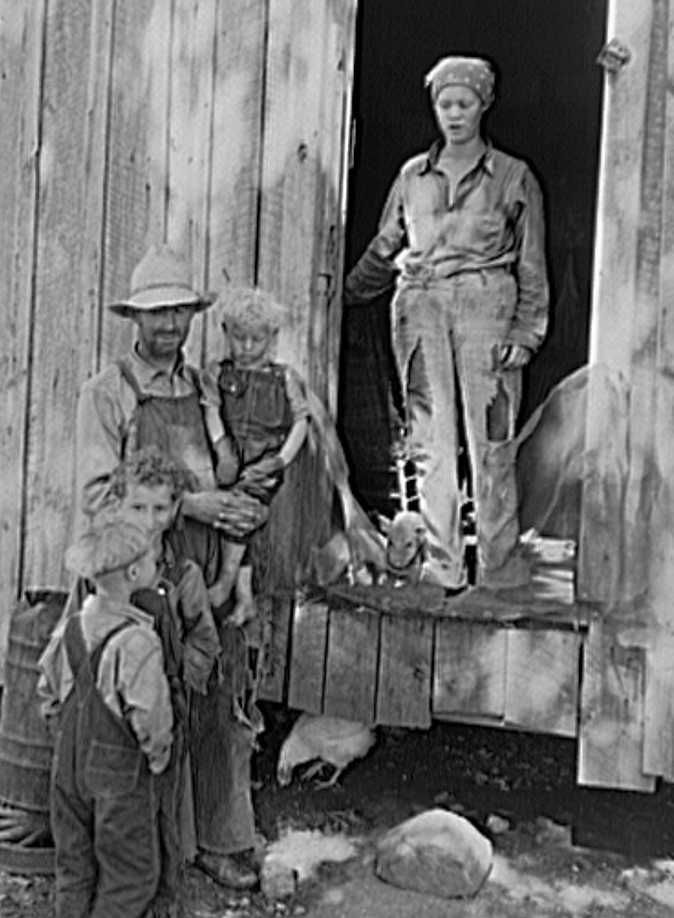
xmin=338 ymin=0 xmax=607 ymax=516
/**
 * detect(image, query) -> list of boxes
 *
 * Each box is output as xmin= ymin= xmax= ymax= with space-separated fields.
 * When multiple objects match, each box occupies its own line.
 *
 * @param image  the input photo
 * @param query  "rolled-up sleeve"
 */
xmin=75 ymin=372 xmax=126 ymax=523
xmin=344 ymin=174 xmax=406 ymax=303
xmin=505 ymin=167 xmax=549 ymax=351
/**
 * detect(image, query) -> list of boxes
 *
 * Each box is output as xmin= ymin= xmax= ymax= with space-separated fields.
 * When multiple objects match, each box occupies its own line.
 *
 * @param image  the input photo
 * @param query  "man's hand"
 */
xmin=181 ymin=489 xmax=268 ymax=533
xmin=498 ymin=343 xmax=532 ymax=370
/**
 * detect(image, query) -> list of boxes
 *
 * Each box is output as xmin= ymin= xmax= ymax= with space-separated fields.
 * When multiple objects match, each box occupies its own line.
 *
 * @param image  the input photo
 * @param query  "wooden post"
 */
xmin=577 ymin=0 xmax=674 ymax=789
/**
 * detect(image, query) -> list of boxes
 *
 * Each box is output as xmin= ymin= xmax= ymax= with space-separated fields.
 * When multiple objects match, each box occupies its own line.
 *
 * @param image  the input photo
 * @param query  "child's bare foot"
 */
xmin=231 ymin=595 xmax=258 ymax=627
xmin=208 ymin=580 xmax=232 ymax=608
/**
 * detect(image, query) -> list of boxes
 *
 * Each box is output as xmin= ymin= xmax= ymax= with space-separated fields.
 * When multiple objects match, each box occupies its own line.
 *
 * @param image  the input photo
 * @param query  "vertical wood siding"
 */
xmin=577 ymin=0 xmax=674 ymax=789
xmin=0 ymin=0 xmax=356 ymax=677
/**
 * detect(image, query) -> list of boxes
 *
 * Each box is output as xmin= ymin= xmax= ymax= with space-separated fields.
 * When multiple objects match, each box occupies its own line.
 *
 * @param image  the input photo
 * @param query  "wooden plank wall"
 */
xmin=0 ymin=0 xmax=357 ymax=678
xmin=0 ymin=1 xmax=47 ymax=677
xmin=267 ymin=599 xmax=583 ymax=738
xmin=577 ymin=0 xmax=674 ymax=789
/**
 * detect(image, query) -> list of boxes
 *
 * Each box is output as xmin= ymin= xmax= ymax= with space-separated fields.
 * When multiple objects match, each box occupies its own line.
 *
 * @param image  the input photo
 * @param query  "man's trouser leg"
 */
xmin=190 ymin=624 xmax=256 ymax=856
xmin=450 ymin=271 xmax=529 ymax=586
xmin=148 ymin=723 xmax=186 ymax=916
xmin=392 ymin=283 xmax=466 ymax=588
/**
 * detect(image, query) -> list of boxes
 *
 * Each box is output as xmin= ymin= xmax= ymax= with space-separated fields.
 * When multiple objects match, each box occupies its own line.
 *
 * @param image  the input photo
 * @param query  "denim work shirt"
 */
xmin=345 ymin=140 xmax=549 ymax=351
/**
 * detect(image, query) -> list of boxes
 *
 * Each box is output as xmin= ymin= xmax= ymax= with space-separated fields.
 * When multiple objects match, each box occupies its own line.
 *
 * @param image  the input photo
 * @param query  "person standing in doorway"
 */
xmin=344 ymin=55 xmax=549 ymax=591
xmin=74 ymin=244 xmax=266 ymax=890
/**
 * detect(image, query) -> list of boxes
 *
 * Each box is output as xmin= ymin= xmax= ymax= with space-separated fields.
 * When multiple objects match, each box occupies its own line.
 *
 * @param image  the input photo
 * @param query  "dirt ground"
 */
xmin=2 ymin=704 xmax=674 ymax=918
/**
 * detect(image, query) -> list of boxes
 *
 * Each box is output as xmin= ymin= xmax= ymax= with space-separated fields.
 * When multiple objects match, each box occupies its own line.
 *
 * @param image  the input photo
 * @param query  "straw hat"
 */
xmin=108 ymin=243 xmax=216 ymax=317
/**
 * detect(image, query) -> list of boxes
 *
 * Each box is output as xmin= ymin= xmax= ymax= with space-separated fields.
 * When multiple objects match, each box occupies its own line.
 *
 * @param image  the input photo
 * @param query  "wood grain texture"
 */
xmin=166 ymin=0 xmax=218 ymax=369
xmin=0 ymin=0 xmax=47 ymax=677
xmin=579 ymin=0 xmax=665 ymax=603
xmin=99 ymin=0 xmax=172 ymax=368
xmin=433 ymin=621 xmax=507 ymax=719
xmin=376 ymin=614 xmax=433 ymax=728
xmin=504 ymin=629 xmax=581 ymax=737
xmin=258 ymin=593 xmax=293 ymax=703
xmin=323 ymin=606 xmax=379 ymax=723
xmin=203 ymin=0 xmax=267 ymax=363
xmin=287 ymin=598 xmax=328 ymax=713
xmin=643 ymin=0 xmax=674 ymax=781
xmin=577 ymin=615 xmax=655 ymax=791
xmin=23 ymin=0 xmax=114 ymax=587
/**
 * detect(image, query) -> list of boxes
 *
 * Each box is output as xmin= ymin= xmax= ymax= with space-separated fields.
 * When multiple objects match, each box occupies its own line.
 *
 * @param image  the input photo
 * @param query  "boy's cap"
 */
xmin=108 ymin=243 xmax=216 ymax=317
xmin=218 ymin=284 xmax=288 ymax=331
xmin=65 ymin=515 xmax=154 ymax=580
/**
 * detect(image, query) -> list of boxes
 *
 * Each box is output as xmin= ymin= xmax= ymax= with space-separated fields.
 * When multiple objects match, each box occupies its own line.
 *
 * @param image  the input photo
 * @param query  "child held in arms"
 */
xmin=201 ymin=285 xmax=310 ymax=620
xmin=38 ymin=515 xmax=173 ymax=918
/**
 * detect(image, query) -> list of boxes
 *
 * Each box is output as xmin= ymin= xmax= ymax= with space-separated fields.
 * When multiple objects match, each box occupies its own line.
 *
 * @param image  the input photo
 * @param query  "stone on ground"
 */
xmin=375 ymin=808 xmax=493 ymax=899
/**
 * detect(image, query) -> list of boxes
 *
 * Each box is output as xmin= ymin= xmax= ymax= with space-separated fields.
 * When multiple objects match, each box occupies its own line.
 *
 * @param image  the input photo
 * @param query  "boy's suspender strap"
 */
xmin=64 ymin=616 xmax=134 ymax=686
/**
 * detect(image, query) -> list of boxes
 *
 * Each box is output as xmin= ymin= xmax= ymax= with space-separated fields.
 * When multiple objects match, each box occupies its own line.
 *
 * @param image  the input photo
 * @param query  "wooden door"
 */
xmin=578 ymin=0 xmax=674 ymax=789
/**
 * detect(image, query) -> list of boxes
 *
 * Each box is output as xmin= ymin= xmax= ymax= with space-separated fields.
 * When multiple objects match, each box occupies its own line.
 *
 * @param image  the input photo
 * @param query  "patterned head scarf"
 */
xmin=424 ymin=56 xmax=495 ymax=106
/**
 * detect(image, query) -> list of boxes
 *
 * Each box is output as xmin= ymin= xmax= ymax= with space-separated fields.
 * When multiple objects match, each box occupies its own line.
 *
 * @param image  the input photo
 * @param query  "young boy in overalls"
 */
xmin=38 ymin=516 xmax=173 ymax=918
xmin=104 ymin=448 xmax=221 ymax=917
xmin=200 ymin=285 xmax=310 ymax=622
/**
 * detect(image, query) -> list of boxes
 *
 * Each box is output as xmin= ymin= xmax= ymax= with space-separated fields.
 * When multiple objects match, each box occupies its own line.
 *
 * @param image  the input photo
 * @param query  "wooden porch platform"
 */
xmin=259 ymin=551 xmax=590 ymax=739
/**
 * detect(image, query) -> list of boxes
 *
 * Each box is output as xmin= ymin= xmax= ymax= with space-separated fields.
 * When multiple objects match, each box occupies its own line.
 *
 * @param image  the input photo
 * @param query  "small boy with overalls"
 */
xmin=200 ymin=286 xmax=310 ymax=622
xmin=105 ymin=447 xmax=222 ymax=916
xmin=38 ymin=516 xmax=173 ymax=918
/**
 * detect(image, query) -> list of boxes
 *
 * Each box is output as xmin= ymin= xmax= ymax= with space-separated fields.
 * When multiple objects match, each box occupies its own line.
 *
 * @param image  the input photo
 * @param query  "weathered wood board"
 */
xmin=504 ymin=629 xmax=580 ymax=737
xmin=323 ymin=606 xmax=379 ymax=723
xmin=0 ymin=1 xmax=47 ymax=679
xmin=376 ymin=615 xmax=433 ymax=728
xmin=578 ymin=616 xmax=655 ymax=791
xmin=203 ymin=0 xmax=267 ymax=361
xmin=258 ymin=594 xmax=293 ymax=704
xmin=99 ymin=0 xmax=171 ymax=368
xmin=22 ymin=0 xmax=114 ymax=587
xmin=166 ymin=0 xmax=218 ymax=369
xmin=287 ymin=598 xmax=329 ymax=713
xmin=433 ymin=622 xmax=507 ymax=719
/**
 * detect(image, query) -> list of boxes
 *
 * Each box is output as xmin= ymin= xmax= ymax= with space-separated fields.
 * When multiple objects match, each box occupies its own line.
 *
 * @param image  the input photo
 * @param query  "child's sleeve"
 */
xmin=114 ymin=628 xmax=174 ymax=774
xmin=173 ymin=560 xmax=221 ymax=694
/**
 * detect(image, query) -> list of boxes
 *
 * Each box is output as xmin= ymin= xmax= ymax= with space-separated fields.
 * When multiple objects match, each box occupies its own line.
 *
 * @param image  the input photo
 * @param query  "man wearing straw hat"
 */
xmin=74 ymin=243 xmax=263 ymax=890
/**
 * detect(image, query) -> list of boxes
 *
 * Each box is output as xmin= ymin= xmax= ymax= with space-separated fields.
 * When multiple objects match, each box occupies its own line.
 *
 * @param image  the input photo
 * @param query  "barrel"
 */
xmin=0 ymin=588 xmax=67 ymax=873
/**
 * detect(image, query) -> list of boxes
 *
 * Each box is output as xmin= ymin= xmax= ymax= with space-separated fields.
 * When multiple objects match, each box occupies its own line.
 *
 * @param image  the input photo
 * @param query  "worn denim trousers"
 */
xmin=392 ymin=270 xmax=522 ymax=587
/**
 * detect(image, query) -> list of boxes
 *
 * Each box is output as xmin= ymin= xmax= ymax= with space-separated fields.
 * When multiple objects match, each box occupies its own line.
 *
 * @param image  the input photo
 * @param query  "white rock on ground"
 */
xmin=375 ymin=808 xmax=493 ymax=899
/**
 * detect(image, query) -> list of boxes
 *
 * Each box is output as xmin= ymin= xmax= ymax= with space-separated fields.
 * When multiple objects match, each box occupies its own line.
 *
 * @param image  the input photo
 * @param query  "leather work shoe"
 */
xmin=195 ymin=851 xmax=258 ymax=890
